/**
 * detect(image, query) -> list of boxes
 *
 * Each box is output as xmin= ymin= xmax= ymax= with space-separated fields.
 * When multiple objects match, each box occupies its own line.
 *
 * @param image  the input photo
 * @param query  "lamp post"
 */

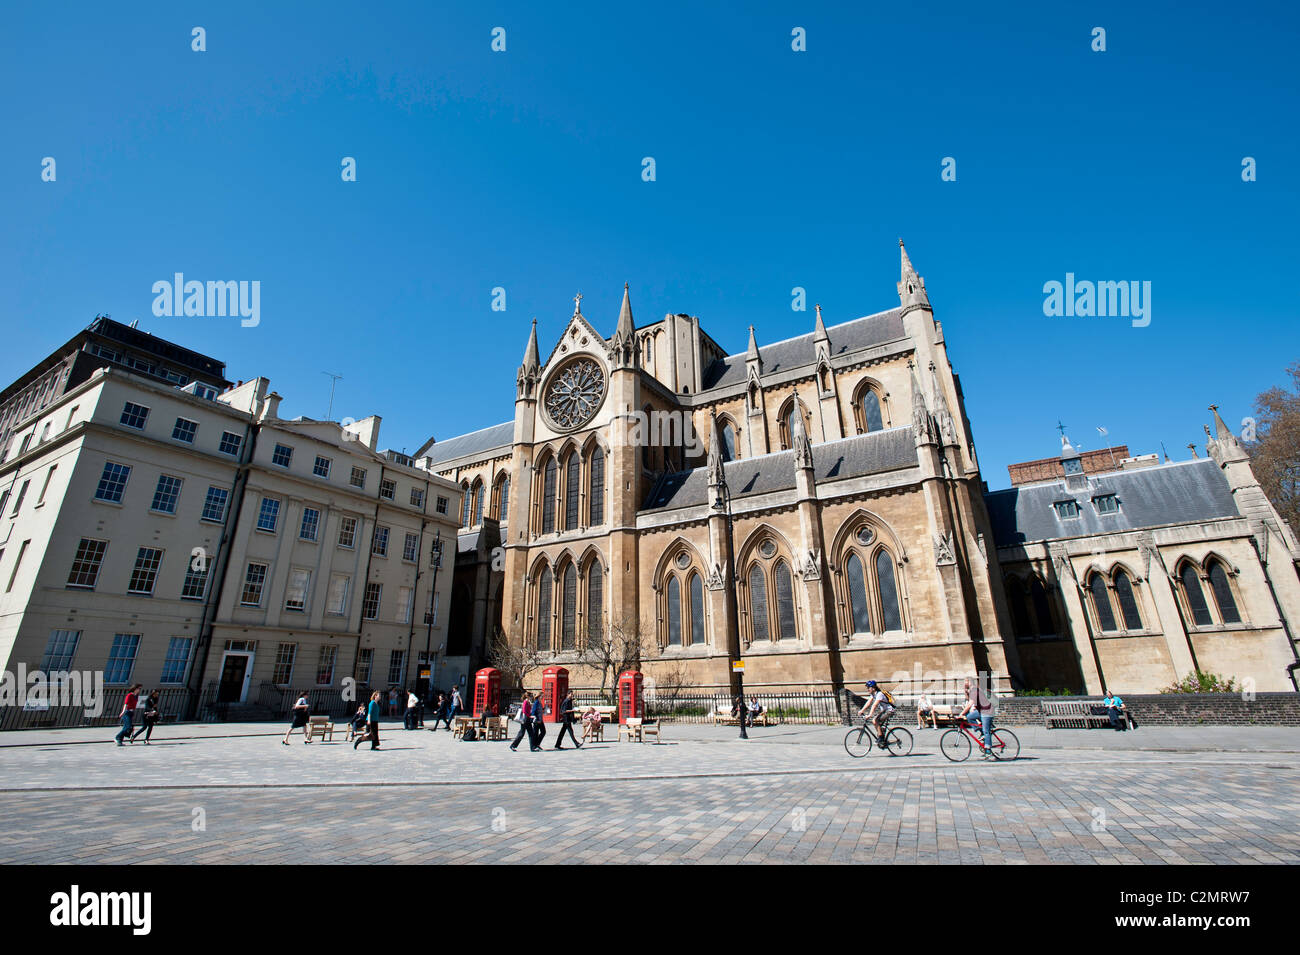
xmin=711 ymin=465 xmax=746 ymax=739
xmin=424 ymin=531 xmax=442 ymax=694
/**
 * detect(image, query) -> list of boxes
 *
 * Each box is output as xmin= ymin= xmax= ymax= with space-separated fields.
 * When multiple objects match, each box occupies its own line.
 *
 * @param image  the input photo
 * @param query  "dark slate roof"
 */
xmin=422 ymin=422 xmax=515 ymax=467
xmin=984 ymin=458 xmax=1240 ymax=545
xmin=642 ymin=425 xmax=917 ymax=512
xmin=700 ymin=309 xmax=906 ymax=390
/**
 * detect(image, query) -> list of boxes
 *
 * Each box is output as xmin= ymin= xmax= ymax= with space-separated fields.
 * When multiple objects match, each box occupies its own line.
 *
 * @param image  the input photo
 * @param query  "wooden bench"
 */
xmin=1043 ymin=700 xmax=1132 ymax=729
xmin=710 ymin=708 xmax=772 ymax=726
xmin=308 ymin=716 xmax=335 ymax=741
xmin=574 ymin=705 xmax=617 ymax=723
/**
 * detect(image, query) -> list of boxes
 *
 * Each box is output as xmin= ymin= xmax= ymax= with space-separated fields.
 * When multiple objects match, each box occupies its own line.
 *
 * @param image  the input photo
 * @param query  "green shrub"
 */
xmin=1160 ymin=670 xmax=1240 ymax=694
xmin=1015 ymin=687 xmax=1075 ymax=697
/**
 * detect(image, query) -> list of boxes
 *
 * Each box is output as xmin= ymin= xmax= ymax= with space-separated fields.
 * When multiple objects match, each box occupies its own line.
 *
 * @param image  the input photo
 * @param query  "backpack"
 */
xmin=877 ymin=688 xmax=895 ymax=707
xmin=462 ymin=726 xmax=478 ymax=742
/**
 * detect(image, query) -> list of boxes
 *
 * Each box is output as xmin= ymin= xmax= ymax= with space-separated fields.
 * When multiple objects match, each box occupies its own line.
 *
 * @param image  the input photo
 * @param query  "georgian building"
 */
xmin=0 ymin=362 xmax=461 ymax=719
xmin=423 ymin=242 xmax=1300 ymax=696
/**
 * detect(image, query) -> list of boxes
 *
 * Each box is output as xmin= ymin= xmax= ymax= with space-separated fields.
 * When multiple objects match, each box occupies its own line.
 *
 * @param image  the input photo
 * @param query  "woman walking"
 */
xmin=282 ymin=691 xmax=313 ymax=745
xmin=130 ymin=689 xmax=161 ymax=744
xmin=353 ymin=690 xmax=383 ymax=750
xmin=114 ymin=684 xmax=143 ymax=746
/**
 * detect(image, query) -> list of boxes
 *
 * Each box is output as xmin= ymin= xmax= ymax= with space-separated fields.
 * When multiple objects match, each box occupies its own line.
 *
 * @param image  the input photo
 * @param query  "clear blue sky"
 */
xmin=3 ymin=1 xmax=1297 ymax=489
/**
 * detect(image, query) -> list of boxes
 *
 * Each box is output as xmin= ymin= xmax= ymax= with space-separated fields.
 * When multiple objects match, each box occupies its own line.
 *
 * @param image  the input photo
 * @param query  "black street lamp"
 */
xmin=710 ymin=447 xmax=746 ymax=740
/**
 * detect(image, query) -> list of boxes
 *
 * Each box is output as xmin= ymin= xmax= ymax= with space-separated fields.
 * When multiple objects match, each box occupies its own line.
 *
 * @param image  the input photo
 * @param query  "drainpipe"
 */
xmin=186 ymin=406 xmax=260 ymax=719
xmin=350 ymin=463 xmax=383 ymax=695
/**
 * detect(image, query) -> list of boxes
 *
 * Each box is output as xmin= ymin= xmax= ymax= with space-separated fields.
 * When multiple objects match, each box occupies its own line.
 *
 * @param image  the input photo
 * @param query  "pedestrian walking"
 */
xmin=405 ymin=688 xmax=421 ymax=730
xmin=532 ymin=696 xmax=548 ymax=748
xmin=429 ymin=692 xmax=446 ymax=731
xmin=388 ymin=687 xmax=399 ymax=718
xmin=114 ymin=684 xmax=142 ymax=746
xmin=554 ymin=689 xmax=581 ymax=750
xmin=510 ymin=693 xmax=537 ymax=751
xmin=353 ymin=691 xmax=383 ymax=750
xmin=442 ymin=686 xmax=462 ymax=731
xmin=283 ymin=691 xmax=314 ymax=745
xmin=130 ymin=689 xmax=161 ymax=744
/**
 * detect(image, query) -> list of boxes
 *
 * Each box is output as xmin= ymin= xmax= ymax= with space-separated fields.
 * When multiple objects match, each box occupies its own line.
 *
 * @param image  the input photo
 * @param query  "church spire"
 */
xmin=745 ymin=325 xmax=763 ymax=372
xmin=897 ymin=238 xmax=930 ymax=310
xmin=521 ymin=318 xmax=539 ymax=373
xmin=813 ymin=303 xmax=828 ymax=342
xmin=517 ymin=318 xmax=541 ymax=399
xmin=609 ymin=283 xmax=639 ymax=369
xmin=1206 ymin=403 xmax=1248 ymax=465
xmin=615 ymin=283 xmax=634 ymax=340
xmin=928 ymin=360 xmax=956 ymax=445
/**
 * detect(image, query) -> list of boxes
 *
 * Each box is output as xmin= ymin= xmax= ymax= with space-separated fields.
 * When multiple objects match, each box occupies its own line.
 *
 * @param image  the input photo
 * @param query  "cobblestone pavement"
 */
xmin=1 ymin=723 xmax=1297 ymax=863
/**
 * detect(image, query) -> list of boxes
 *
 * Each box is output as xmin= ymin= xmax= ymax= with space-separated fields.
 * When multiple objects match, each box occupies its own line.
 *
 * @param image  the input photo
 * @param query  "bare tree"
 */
xmin=487 ymin=627 xmax=545 ymax=692
xmin=652 ymin=654 xmax=698 ymax=709
xmin=1248 ymin=361 xmax=1300 ymax=535
xmin=578 ymin=613 xmax=653 ymax=702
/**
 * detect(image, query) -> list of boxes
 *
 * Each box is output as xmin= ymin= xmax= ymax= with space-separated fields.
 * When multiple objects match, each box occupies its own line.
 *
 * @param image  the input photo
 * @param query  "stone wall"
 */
xmin=842 ymin=691 xmax=1300 ymax=726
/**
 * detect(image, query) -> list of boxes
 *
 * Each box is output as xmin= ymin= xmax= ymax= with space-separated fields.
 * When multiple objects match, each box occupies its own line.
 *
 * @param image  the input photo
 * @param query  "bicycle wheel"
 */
xmin=884 ymin=727 xmax=913 ymax=756
xmin=940 ymin=729 xmax=971 ymax=762
xmin=844 ymin=726 xmax=872 ymax=758
xmin=990 ymin=728 xmax=1020 ymax=761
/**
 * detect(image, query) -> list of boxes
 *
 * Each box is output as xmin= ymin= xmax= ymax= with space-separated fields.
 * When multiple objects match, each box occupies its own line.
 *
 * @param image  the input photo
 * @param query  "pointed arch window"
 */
xmin=588 ymin=450 xmax=604 ymax=524
xmin=472 ymin=480 xmax=484 ymax=526
xmin=748 ymin=565 xmax=770 ymax=642
xmin=689 ymin=572 xmax=706 ymax=645
xmin=667 ymin=576 xmax=683 ymax=646
xmin=1207 ymin=560 xmax=1241 ymax=624
xmin=1179 ymin=563 xmax=1213 ymax=627
xmin=846 ymin=553 xmax=872 ymax=634
xmin=1114 ymin=570 xmax=1143 ymax=630
xmin=560 ymin=564 xmax=577 ymax=650
xmin=497 ymin=476 xmax=510 ymax=524
xmin=541 ymin=457 xmax=557 ymax=533
xmin=565 ymin=453 xmax=580 ymax=530
xmin=536 ymin=566 xmax=553 ymax=651
xmin=1030 ymin=577 xmax=1055 ymax=637
xmin=773 ymin=560 xmax=796 ymax=640
xmin=877 ymin=551 xmax=902 ymax=631
xmin=1007 ymin=578 xmax=1033 ymax=639
xmin=460 ymin=484 xmax=471 ymax=528
xmin=586 ymin=561 xmax=603 ymax=646
xmin=861 ymin=391 xmax=884 ymax=433
xmin=1089 ymin=573 xmax=1117 ymax=632
xmin=721 ymin=422 xmax=737 ymax=462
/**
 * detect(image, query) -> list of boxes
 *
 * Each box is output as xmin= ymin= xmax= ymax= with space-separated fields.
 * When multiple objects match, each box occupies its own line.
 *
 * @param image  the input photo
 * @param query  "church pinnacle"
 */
xmin=898 ymin=238 xmax=930 ymax=310
xmin=516 ymin=317 xmax=541 ymax=399
xmin=609 ymin=283 xmax=638 ymax=369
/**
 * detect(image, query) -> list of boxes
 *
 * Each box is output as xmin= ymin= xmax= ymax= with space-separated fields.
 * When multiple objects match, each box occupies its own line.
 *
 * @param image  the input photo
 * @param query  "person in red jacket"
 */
xmin=115 ymin=684 xmax=142 ymax=746
xmin=510 ymin=693 xmax=539 ymax=751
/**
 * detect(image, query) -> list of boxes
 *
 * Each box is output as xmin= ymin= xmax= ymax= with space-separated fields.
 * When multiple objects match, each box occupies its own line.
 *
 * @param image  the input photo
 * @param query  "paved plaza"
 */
xmin=1 ymin=721 xmax=1297 ymax=864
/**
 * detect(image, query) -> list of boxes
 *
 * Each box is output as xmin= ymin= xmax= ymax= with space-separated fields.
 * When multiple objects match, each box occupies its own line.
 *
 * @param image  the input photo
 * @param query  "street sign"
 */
xmin=732 ymin=661 xmax=745 ymax=672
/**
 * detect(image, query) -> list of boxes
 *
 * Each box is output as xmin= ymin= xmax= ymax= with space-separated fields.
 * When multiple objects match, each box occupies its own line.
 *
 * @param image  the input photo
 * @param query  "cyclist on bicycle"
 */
xmin=857 ymin=680 xmax=896 ymax=744
xmin=958 ymin=675 xmax=995 ymax=759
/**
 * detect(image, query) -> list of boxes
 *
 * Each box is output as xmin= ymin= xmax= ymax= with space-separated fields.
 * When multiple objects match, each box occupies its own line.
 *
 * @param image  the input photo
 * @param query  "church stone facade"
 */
xmin=421 ymin=243 xmax=1020 ymax=696
xmin=420 ymin=242 xmax=1300 ymax=697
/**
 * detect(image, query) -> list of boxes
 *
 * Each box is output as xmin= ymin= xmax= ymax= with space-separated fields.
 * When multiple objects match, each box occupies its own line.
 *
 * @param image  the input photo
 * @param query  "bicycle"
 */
xmin=939 ymin=715 xmax=1019 ymax=762
xmin=844 ymin=713 xmax=913 ymax=758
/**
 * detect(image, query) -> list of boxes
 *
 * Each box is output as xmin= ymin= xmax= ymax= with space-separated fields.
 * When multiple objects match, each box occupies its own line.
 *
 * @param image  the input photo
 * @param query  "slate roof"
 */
xmin=700 ymin=309 xmax=907 ymax=390
xmin=984 ymin=458 xmax=1240 ymax=545
xmin=421 ymin=422 xmax=515 ymax=467
xmin=642 ymin=425 xmax=917 ymax=512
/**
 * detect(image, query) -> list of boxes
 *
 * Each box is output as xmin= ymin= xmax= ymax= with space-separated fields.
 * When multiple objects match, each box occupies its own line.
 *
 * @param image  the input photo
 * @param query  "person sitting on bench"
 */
xmin=1103 ymin=691 xmax=1128 ymax=731
xmin=916 ymin=693 xmax=937 ymax=729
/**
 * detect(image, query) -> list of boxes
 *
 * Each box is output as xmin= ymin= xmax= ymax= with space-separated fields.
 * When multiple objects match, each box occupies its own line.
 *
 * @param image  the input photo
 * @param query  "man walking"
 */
xmin=115 ymin=684 xmax=142 ymax=746
xmin=442 ymin=686 xmax=462 ymax=731
xmin=554 ymin=688 xmax=581 ymax=750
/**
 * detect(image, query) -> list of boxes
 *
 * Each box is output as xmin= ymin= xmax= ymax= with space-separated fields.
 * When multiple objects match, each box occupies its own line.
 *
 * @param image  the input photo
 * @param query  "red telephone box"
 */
xmin=618 ymin=670 xmax=644 ymax=723
xmin=540 ymin=666 xmax=569 ymax=723
xmin=473 ymin=668 xmax=501 ymax=718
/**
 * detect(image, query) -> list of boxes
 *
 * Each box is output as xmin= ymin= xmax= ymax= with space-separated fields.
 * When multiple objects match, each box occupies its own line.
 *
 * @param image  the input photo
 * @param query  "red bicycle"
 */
xmin=940 ymin=716 xmax=1019 ymax=761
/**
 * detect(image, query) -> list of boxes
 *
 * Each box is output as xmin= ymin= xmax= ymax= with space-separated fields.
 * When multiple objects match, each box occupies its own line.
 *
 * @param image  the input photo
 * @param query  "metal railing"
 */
xmin=1 ymin=686 xmax=193 ymax=732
